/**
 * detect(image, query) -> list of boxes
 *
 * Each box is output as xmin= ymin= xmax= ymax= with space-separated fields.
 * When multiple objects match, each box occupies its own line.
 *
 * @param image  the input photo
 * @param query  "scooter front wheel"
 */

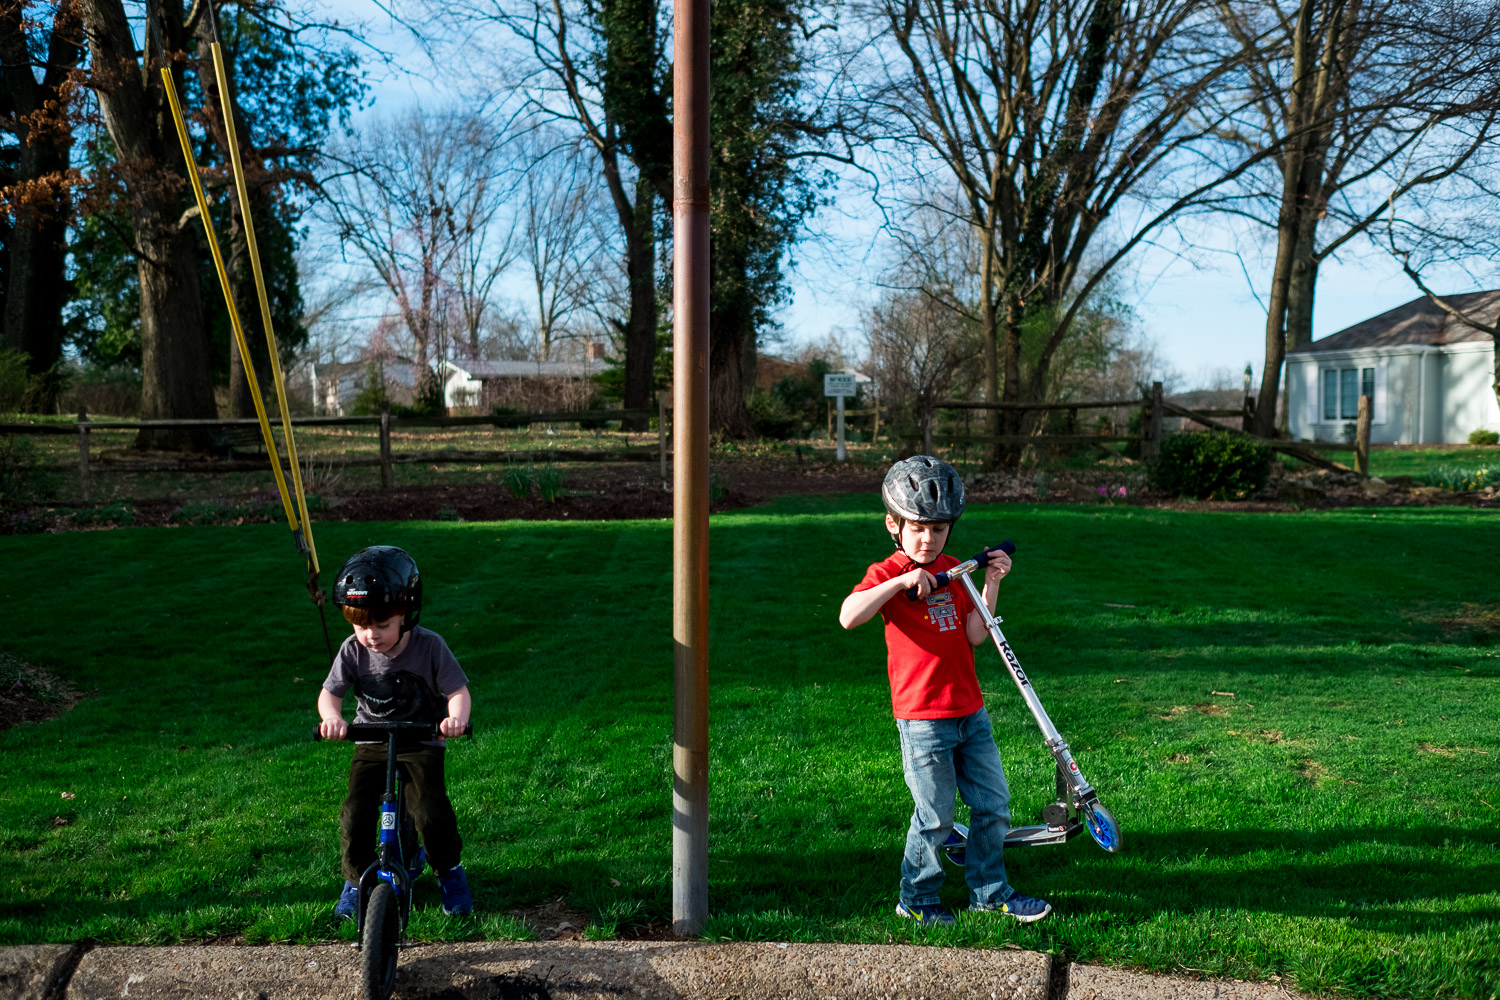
xmin=1082 ymin=800 xmax=1122 ymax=853
xmin=360 ymin=882 xmax=400 ymax=1000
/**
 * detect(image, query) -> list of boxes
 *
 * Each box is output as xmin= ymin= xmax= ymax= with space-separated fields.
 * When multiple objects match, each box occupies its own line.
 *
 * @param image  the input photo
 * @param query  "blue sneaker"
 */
xmin=437 ymin=864 xmax=473 ymax=916
xmin=334 ymin=880 xmax=359 ymax=922
xmin=972 ymin=893 xmax=1051 ymax=923
xmin=895 ymin=901 xmax=955 ymax=925
xmin=405 ymin=845 xmax=426 ymax=883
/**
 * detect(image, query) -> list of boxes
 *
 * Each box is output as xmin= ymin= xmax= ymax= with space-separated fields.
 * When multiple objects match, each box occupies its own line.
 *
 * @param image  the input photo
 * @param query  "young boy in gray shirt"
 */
xmin=317 ymin=545 xmax=474 ymax=919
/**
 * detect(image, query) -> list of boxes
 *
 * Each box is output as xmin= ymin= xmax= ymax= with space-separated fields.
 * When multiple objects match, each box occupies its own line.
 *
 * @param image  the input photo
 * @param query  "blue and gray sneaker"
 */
xmin=895 ymin=901 xmax=955 ymax=925
xmin=405 ymin=845 xmax=426 ymax=883
xmin=972 ymin=893 xmax=1051 ymax=923
xmin=437 ymin=864 xmax=474 ymax=916
xmin=334 ymin=880 xmax=360 ymax=922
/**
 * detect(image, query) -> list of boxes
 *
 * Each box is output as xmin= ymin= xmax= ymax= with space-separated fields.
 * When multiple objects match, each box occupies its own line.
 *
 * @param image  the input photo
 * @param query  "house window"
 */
xmin=1322 ymin=366 xmax=1374 ymax=421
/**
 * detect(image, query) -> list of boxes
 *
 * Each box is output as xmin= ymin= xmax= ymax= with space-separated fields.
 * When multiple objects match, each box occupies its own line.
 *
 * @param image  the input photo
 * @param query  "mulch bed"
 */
xmin=3 ymin=459 xmax=1497 ymax=537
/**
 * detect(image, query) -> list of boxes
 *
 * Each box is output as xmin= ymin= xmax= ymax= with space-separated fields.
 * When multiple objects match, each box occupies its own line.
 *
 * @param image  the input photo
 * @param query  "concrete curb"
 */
xmin=0 ymin=944 xmax=84 ymax=1000
xmin=0 ymin=943 xmax=1308 ymax=1000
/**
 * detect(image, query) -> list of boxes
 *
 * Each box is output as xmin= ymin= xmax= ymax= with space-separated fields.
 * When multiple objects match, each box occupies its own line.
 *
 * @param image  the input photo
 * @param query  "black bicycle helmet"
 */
xmin=882 ymin=455 xmax=965 ymax=524
xmin=332 ymin=545 xmax=423 ymax=633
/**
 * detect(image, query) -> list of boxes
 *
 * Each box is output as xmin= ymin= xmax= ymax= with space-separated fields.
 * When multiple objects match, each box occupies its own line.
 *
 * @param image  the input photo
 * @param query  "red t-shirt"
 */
xmin=853 ymin=551 xmax=983 ymax=720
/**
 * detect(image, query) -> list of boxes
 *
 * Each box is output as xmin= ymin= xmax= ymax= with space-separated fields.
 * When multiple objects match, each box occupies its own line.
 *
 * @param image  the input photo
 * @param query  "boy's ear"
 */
xmin=885 ymin=513 xmax=901 ymax=536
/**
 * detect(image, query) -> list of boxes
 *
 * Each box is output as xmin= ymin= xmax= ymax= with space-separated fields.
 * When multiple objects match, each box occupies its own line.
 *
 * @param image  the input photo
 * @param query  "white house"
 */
xmin=1285 ymin=290 xmax=1500 ymax=444
xmin=441 ymin=343 xmax=611 ymax=410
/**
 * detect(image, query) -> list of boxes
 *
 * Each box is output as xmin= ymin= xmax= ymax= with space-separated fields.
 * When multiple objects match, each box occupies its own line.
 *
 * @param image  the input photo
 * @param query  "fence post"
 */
xmin=872 ymin=398 xmax=881 ymax=442
xmin=1142 ymin=382 xmax=1163 ymax=461
xmin=379 ymin=403 xmax=392 ymax=490
xmin=659 ymin=390 xmax=670 ymax=487
xmin=77 ymin=408 xmax=90 ymax=501
xmin=1355 ymin=394 xmax=1372 ymax=477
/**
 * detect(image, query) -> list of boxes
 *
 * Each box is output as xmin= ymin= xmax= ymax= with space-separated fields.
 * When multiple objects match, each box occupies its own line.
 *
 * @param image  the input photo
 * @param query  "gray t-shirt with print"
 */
xmin=322 ymin=625 xmax=469 ymax=745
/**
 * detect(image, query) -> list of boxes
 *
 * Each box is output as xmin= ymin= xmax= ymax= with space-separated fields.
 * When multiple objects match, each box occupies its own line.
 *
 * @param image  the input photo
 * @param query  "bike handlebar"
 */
xmin=904 ymin=540 xmax=1016 ymax=601
xmin=314 ymin=720 xmax=474 ymax=742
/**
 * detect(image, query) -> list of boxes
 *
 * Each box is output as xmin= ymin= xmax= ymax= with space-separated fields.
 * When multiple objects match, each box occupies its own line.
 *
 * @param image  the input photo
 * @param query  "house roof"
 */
xmin=1290 ymin=290 xmax=1500 ymax=354
xmin=447 ymin=358 xmax=610 ymax=379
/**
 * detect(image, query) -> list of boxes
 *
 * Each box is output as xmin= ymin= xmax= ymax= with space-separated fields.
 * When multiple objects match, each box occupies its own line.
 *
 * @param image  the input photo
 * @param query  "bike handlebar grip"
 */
xmin=904 ymin=539 xmax=1017 ymax=600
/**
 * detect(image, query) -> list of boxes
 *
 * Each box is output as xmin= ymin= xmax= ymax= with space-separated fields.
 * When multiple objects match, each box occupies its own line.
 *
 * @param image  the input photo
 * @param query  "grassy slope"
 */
xmin=1 ymin=499 xmax=1497 ymax=999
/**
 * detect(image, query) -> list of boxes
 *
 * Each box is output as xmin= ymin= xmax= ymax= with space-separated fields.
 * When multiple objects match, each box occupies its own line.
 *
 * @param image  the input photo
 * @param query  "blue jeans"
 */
xmin=896 ymin=707 xmax=1014 ymax=908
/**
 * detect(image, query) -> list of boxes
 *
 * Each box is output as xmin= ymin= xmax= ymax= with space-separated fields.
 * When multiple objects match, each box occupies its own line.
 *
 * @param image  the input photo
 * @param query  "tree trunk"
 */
xmin=979 ymin=227 xmax=1000 ymax=466
xmin=621 ymin=175 xmax=657 ymax=431
xmin=80 ymin=0 xmax=216 ymax=448
xmin=136 ymin=213 xmax=217 ymax=449
xmin=998 ymin=293 xmax=1024 ymax=467
xmin=194 ymin=15 xmax=262 ymax=419
xmin=0 ymin=0 xmax=84 ymax=395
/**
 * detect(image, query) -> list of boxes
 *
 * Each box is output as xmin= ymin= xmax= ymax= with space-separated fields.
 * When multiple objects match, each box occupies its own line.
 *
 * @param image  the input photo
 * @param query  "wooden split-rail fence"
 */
xmin=2 ymin=381 xmax=1379 ymax=502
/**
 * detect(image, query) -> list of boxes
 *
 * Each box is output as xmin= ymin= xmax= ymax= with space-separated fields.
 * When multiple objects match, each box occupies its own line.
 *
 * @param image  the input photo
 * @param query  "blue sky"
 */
xmin=328 ymin=1 xmax=1494 ymax=390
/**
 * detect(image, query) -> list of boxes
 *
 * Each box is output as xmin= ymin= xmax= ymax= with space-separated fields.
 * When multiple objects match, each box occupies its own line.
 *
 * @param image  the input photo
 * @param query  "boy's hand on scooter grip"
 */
xmin=439 ymin=716 xmax=468 ymax=738
xmin=319 ymin=717 xmax=348 ymax=741
xmin=901 ymin=567 xmax=937 ymax=599
xmin=981 ymin=546 xmax=1013 ymax=584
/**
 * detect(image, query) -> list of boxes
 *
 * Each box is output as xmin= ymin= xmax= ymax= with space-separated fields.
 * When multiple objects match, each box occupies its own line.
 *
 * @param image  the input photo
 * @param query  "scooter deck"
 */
xmin=1005 ymin=821 xmax=1082 ymax=847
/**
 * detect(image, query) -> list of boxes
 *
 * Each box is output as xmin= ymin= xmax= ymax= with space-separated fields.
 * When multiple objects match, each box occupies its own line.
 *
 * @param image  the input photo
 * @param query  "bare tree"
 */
xmin=517 ymin=133 xmax=613 ymax=362
xmin=865 ymin=289 xmax=976 ymax=452
xmin=404 ymin=0 xmax=669 ymax=429
xmin=1212 ymin=0 xmax=1500 ymax=436
xmin=320 ymin=109 xmax=509 ymax=381
xmin=851 ymin=0 xmax=1255 ymax=465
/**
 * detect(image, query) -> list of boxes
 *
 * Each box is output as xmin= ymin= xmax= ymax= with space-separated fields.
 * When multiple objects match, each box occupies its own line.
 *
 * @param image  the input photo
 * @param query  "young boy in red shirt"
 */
xmin=839 ymin=456 xmax=1051 ymax=925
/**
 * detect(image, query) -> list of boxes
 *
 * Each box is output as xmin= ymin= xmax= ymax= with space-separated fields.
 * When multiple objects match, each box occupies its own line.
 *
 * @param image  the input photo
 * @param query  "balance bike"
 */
xmin=908 ymin=541 xmax=1122 ymax=857
xmin=317 ymin=719 xmax=472 ymax=1000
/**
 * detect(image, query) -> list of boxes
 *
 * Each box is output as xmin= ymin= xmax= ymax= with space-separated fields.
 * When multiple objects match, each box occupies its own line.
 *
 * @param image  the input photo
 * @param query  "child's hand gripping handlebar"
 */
xmin=313 ymin=720 xmax=474 ymax=741
xmin=905 ymin=540 xmax=1016 ymax=600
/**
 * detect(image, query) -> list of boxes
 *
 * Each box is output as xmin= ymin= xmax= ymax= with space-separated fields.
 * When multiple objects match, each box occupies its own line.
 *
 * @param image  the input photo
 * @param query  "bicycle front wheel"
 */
xmin=360 ymin=882 xmax=400 ymax=1000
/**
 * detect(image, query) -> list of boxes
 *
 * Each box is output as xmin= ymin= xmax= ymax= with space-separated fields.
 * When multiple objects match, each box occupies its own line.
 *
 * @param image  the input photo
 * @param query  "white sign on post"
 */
xmin=823 ymin=373 xmax=857 ymax=397
xmin=824 ymin=372 xmax=857 ymax=462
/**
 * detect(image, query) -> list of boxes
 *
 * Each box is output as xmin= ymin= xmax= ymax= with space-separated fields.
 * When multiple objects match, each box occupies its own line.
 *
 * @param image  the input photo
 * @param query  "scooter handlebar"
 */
xmin=904 ymin=540 xmax=1016 ymax=600
xmin=314 ymin=721 xmax=473 ymax=741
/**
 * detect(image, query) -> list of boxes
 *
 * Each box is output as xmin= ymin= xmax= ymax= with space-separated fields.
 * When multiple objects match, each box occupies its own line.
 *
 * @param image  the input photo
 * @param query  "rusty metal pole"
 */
xmin=672 ymin=0 xmax=711 ymax=938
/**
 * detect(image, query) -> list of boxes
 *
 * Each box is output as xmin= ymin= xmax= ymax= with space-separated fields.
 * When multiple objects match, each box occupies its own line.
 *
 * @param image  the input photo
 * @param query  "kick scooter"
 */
xmin=316 ymin=719 xmax=472 ymax=1000
xmin=907 ymin=541 xmax=1121 ymax=856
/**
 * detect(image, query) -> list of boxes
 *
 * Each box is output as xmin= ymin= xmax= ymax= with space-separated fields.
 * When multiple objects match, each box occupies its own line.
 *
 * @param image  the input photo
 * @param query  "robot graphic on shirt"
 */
xmin=925 ymin=592 xmax=960 ymax=632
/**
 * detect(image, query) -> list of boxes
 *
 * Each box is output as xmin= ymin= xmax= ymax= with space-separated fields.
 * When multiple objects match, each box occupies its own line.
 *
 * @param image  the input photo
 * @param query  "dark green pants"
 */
xmin=339 ymin=743 xmax=463 ymax=881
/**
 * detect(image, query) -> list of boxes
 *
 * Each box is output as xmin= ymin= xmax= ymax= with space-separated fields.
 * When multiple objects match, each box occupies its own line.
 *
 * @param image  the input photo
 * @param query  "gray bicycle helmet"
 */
xmin=882 ymin=455 xmax=965 ymax=524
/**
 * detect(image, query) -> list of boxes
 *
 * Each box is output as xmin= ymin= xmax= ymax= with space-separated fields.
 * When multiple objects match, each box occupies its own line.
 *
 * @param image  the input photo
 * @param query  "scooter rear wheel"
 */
xmin=1082 ymin=801 xmax=1122 ymax=853
xmin=360 ymin=882 xmax=400 ymax=1000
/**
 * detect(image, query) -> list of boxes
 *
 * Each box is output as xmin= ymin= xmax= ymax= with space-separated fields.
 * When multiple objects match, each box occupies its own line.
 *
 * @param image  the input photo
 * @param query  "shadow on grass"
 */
xmin=704 ymin=824 xmax=1499 ymax=934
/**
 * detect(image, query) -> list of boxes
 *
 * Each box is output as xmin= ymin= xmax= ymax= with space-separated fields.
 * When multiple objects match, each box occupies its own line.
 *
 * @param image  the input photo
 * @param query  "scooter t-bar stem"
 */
xmin=953 ymin=568 xmax=1097 ymax=802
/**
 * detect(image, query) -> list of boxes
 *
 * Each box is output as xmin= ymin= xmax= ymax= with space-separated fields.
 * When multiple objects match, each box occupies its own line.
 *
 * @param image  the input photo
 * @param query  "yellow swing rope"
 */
xmin=208 ymin=41 xmax=320 ymax=576
xmin=160 ymin=68 xmax=298 ymax=534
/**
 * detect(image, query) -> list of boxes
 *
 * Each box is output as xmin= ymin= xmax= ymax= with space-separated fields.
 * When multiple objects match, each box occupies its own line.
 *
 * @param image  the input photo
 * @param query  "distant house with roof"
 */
xmin=442 ymin=342 xmax=611 ymax=412
xmin=1285 ymin=290 xmax=1500 ymax=444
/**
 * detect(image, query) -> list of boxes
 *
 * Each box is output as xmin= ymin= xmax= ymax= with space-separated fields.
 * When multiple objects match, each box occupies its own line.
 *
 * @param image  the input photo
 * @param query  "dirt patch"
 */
xmin=0 ymin=653 xmax=81 ymax=730
xmin=1438 ymin=603 xmax=1500 ymax=635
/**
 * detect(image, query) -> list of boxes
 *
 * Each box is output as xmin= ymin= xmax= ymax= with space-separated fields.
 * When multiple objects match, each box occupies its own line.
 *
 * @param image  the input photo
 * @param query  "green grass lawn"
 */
xmin=2 ymin=498 xmax=1497 ymax=999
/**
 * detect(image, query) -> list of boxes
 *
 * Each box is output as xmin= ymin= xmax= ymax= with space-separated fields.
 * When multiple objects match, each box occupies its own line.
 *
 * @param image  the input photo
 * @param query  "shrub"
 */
xmin=503 ymin=461 xmax=534 ymax=499
xmin=746 ymin=390 xmax=804 ymax=439
xmin=1420 ymin=465 xmax=1495 ymax=492
xmin=536 ymin=464 xmax=563 ymax=503
xmin=1468 ymin=428 xmax=1499 ymax=446
xmin=0 ymin=435 xmax=46 ymax=506
xmin=1149 ymin=430 xmax=1272 ymax=500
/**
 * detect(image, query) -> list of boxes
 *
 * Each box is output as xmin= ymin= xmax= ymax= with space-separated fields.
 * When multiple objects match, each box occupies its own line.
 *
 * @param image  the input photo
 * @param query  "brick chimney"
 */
xmin=585 ymin=340 xmax=605 ymax=362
